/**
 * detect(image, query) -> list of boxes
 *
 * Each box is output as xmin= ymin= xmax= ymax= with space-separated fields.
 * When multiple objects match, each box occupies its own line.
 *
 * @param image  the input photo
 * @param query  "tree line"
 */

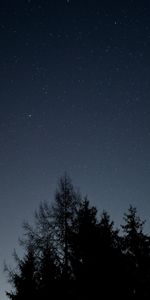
xmin=5 ymin=174 xmax=150 ymax=299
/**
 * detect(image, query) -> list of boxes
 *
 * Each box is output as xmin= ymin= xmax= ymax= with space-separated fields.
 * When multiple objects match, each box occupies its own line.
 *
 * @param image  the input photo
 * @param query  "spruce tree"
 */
xmin=122 ymin=206 xmax=150 ymax=298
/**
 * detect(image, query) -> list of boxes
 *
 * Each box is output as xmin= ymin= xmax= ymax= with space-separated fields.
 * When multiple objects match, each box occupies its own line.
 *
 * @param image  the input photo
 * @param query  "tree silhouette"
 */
xmin=94 ymin=211 xmax=122 ymax=298
xmin=64 ymin=198 xmax=98 ymax=298
xmin=52 ymin=174 xmax=81 ymax=280
xmin=5 ymin=177 xmax=150 ymax=299
xmin=70 ymin=198 xmax=97 ymax=278
xmin=122 ymin=205 xmax=150 ymax=298
xmin=5 ymin=175 xmax=82 ymax=299
xmin=37 ymin=241 xmax=59 ymax=299
xmin=6 ymin=245 xmax=37 ymax=300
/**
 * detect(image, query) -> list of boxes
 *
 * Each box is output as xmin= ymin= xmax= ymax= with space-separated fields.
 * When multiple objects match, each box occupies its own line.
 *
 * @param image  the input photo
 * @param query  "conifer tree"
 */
xmin=52 ymin=174 xmax=81 ymax=280
xmin=6 ymin=245 xmax=37 ymax=300
xmin=122 ymin=205 xmax=150 ymax=298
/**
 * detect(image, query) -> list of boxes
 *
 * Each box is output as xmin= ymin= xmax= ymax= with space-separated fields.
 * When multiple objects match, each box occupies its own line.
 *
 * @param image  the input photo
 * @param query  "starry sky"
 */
xmin=0 ymin=0 xmax=150 ymax=298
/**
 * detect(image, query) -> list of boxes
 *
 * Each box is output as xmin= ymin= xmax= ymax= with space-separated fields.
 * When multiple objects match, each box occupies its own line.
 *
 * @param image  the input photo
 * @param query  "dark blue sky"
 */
xmin=0 ymin=0 xmax=150 ymax=298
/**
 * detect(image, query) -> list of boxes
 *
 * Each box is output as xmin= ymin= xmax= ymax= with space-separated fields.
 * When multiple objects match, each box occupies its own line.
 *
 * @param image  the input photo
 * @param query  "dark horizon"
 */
xmin=5 ymin=175 xmax=150 ymax=299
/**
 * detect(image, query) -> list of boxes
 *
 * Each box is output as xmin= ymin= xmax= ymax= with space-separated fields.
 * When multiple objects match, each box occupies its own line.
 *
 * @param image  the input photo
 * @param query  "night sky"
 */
xmin=0 ymin=0 xmax=150 ymax=298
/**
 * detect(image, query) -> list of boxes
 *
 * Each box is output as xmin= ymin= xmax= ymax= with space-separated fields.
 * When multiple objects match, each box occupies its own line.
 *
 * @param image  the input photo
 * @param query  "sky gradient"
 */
xmin=0 ymin=0 xmax=150 ymax=298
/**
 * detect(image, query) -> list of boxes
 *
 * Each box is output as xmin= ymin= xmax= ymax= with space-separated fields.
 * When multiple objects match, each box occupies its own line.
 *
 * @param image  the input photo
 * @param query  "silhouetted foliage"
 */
xmin=52 ymin=173 xmax=81 ymax=280
xmin=6 ymin=245 xmax=37 ymax=300
xmin=5 ymin=176 xmax=150 ymax=299
xmin=122 ymin=205 xmax=150 ymax=298
xmin=70 ymin=198 xmax=97 ymax=280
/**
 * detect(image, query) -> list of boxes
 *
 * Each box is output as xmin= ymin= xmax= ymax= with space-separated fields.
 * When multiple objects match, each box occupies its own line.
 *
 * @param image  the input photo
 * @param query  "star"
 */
xmin=24 ymin=113 xmax=32 ymax=120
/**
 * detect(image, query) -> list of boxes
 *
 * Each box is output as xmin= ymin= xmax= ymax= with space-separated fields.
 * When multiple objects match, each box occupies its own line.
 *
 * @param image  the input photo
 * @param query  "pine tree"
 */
xmin=37 ymin=240 xmax=58 ymax=299
xmin=70 ymin=198 xmax=97 ymax=278
xmin=122 ymin=205 xmax=150 ymax=298
xmin=6 ymin=245 xmax=37 ymax=300
xmin=94 ymin=211 xmax=122 ymax=297
xmin=68 ymin=198 xmax=98 ymax=299
xmin=52 ymin=174 xmax=81 ymax=280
